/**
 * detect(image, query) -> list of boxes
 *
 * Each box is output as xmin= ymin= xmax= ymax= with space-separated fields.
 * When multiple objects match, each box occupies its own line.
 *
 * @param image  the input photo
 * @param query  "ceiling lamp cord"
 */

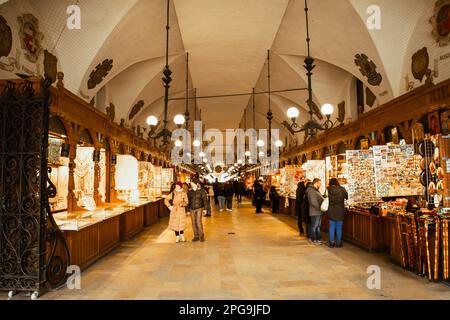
xmin=267 ymin=50 xmax=273 ymax=157
xmin=161 ymin=0 xmax=172 ymax=146
xmin=185 ymin=52 xmax=190 ymax=130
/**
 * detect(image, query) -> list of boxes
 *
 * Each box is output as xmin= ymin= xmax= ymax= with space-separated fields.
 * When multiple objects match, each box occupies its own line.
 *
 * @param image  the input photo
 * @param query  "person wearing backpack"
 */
xmin=306 ymin=178 xmax=324 ymax=245
xmin=326 ymin=178 xmax=348 ymax=248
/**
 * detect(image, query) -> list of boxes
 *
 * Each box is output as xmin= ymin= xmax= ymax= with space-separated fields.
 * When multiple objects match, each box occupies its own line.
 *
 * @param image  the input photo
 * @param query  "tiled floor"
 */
xmin=4 ymin=200 xmax=450 ymax=300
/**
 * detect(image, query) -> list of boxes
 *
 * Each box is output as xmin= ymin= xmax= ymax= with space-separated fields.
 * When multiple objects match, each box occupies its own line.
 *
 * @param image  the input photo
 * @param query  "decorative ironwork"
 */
xmin=354 ymin=53 xmax=382 ymax=86
xmin=106 ymin=103 xmax=115 ymax=122
xmin=87 ymin=59 xmax=113 ymax=90
xmin=0 ymin=78 xmax=70 ymax=297
xmin=0 ymin=79 xmax=47 ymax=294
xmin=129 ymin=100 xmax=144 ymax=120
xmin=45 ymin=167 xmax=70 ymax=290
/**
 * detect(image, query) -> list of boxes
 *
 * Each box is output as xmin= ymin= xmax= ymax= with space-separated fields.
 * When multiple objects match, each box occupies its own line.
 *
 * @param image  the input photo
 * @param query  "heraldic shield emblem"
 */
xmin=18 ymin=13 xmax=44 ymax=63
xmin=430 ymin=0 xmax=450 ymax=46
xmin=0 ymin=15 xmax=12 ymax=58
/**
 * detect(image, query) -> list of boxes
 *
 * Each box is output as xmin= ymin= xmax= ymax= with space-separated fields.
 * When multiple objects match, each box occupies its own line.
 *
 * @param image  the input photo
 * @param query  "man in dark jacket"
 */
xmin=327 ymin=178 xmax=348 ymax=248
xmin=296 ymin=180 xmax=307 ymax=236
xmin=213 ymin=179 xmax=219 ymax=205
xmin=225 ymin=182 xmax=234 ymax=212
xmin=188 ymin=178 xmax=208 ymax=242
xmin=307 ymin=178 xmax=324 ymax=244
xmin=255 ymin=181 xmax=265 ymax=213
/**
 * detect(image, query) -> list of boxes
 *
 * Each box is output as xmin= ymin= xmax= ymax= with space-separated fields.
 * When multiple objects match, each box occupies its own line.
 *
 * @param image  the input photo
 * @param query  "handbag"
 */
xmin=168 ymin=192 xmax=174 ymax=206
xmin=320 ymin=190 xmax=329 ymax=212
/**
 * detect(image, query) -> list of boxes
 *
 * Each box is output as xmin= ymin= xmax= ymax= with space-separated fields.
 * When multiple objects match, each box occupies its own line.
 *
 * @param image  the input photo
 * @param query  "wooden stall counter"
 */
xmin=53 ymin=199 xmax=162 ymax=270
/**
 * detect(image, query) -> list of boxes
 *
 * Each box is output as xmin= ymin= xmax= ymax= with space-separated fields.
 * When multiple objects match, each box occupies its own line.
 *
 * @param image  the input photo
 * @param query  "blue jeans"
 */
xmin=329 ymin=220 xmax=343 ymax=244
xmin=311 ymin=215 xmax=322 ymax=241
xmin=218 ymin=196 xmax=225 ymax=210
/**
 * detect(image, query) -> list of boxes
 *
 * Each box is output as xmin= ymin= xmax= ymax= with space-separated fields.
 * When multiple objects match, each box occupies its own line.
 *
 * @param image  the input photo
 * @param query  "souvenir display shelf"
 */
xmin=373 ymin=145 xmax=422 ymax=198
xmin=279 ymin=165 xmax=305 ymax=197
xmin=328 ymin=154 xmax=348 ymax=189
xmin=302 ymin=160 xmax=326 ymax=194
xmin=346 ymin=149 xmax=379 ymax=205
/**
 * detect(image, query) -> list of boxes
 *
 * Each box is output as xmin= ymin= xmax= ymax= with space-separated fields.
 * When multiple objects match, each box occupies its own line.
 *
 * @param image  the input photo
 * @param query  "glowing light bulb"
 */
xmin=287 ymin=107 xmax=299 ymax=119
xmin=146 ymin=116 xmax=158 ymax=126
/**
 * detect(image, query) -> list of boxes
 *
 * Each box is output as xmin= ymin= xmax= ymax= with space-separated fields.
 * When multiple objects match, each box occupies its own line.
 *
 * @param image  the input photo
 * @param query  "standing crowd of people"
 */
xmin=296 ymin=177 xmax=348 ymax=247
xmin=164 ymin=177 xmax=246 ymax=243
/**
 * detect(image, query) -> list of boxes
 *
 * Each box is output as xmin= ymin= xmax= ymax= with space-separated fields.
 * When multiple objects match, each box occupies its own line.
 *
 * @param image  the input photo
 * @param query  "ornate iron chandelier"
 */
xmin=146 ymin=0 xmax=185 ymax=148
xmin=283 ymin=0 xmax=337 ymax=139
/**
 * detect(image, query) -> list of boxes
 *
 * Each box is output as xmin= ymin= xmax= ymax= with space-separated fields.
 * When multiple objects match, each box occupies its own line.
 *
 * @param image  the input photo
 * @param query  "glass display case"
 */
xmin=53 ymin=204 xmax=138 ymax=231
xmin=138 ymin=161 xmax=153 ymax=198
xmin=152 ymin=166 xmax=163 ymax=197
xmin=48 ymin=136 xmax=69 ymax=212
xmin=162 ymin=168 xmax=174 ymax=192
xmin=74 ymin=146 xmax=96 ymax=210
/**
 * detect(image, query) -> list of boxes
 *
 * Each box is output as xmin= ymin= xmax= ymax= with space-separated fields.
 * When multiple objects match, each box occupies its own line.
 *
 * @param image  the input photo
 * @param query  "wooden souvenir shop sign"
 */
xmin=346 ymin=145 xmax=422 ymax=204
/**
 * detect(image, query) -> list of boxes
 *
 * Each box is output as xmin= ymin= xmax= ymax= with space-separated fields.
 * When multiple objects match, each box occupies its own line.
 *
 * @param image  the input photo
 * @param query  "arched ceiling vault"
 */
xmin=1 ymin=0 xmax=444 ymax=135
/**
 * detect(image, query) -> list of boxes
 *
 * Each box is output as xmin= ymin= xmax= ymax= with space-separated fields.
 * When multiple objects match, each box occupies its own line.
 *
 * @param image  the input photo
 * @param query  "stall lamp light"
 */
xmin=199 ymin=151 xmax=205 ymax=158
xmin=245 ymin=151 xmax=251 ymax=157
xmin=257 ymin=140 xmax=265 ymax=147
xmin=193 ymin=140 xmax=201 ymax=147
xmin=174 ymin=140 xmax=182 ymax=147
xmin=259 ymin=151 xmax=265 ymax=157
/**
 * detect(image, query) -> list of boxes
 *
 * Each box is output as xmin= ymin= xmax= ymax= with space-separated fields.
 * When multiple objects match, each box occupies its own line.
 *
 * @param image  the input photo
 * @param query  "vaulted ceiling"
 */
xmin=0 ymin=0 xmax=448 ymax=144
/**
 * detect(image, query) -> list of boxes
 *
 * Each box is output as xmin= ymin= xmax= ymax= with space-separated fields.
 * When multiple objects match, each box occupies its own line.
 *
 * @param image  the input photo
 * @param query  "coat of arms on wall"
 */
xmin=430 ymin=0 xmax=450 ymax=47
xmin=17 ymin=14 xmax=44 ymax=63
xmin=106 ymin=103 xmax=115 ymax=122
xmin=0 ymin=16 xmax=12 ymax=58
xmin=411 ymin=47 xmax=429 ymax=82
xmin=44 ymin=50 xmax=57 ymax=83
xmin=354 ymin=53 xmax=382 ymax=86
xmin=87 ymin=59 xmax=113 ymax=89
xmin=129 ymin=100 xmax=144 ymax=120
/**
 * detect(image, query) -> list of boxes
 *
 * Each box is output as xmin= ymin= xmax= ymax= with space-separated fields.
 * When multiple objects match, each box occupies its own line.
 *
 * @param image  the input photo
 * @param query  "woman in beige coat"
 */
xmin=165 ymin=181 xmax=189 ymax=243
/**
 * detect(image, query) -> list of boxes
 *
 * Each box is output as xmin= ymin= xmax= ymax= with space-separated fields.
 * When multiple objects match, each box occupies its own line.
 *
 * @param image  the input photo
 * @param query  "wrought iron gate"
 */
xmin=0 ymin=78 xmax=69 ymax=297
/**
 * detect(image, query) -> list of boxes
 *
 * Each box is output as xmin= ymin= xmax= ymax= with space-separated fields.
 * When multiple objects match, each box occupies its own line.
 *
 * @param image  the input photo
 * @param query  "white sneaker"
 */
xmin=176 ymin=236 xmax=180 ymax=243
xmin=180 ymin=234 xmax=186 ymax=242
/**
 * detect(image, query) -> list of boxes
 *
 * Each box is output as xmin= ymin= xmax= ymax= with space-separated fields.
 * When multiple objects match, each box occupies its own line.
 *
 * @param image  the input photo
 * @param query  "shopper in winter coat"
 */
xmin=326 ymin=178 xmax=348 ymax=248
xmin=187 ymin=178 xmax=208 ymax=242
xmin=225 ymin=182 xmax=234 ymax=212
xmin=217 ymin=183 xmax=226 ymax=212
xmin=307 ymin=178 xmax=325 ymax=244
xmin=301 ymin=181 xmax=312 ymax=238
xmin=296 ymin=180 xmax=307 ymax=235
xmin=165 ymin=181 xmax=189 ymax=243
xmin=269 ymin=186 xmax=280 ymax=213
xmin=255 ymin=182 xmax=266 ymax=213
